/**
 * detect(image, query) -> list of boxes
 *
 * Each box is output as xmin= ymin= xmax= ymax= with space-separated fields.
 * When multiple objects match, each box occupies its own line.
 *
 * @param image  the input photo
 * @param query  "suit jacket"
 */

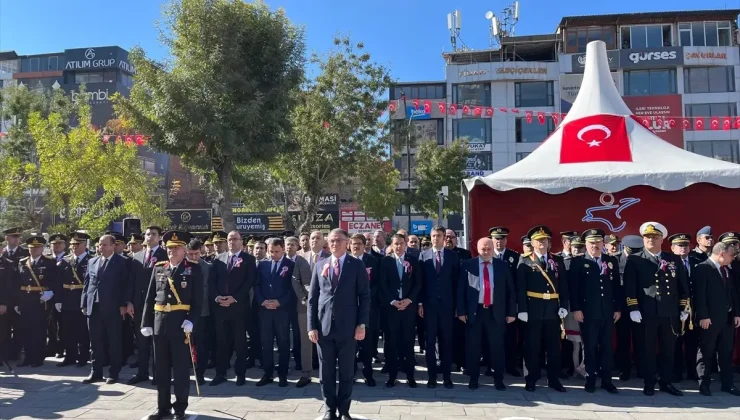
xmin=301 ymin=249 xmax=331 ymax=273
xmin=307 ymin=254 xmax=371 ymax=338
xmin=494 ymin=248 xmax=520 ymax=280
xmin=569 ymin=254 xmax=622 ymax=319
xmin=0 ymin=257 xmax=18 ymax=307
xmin=129 ymin=247 xmax=168 ymax=309
xmin=406 ymin=247 xmax=420 ymax=259
xmin=516 ymin=253 xmax=570 ymax=320
xmin=256 ymin=258 xmax=295 ymax=309
xmin=624 ymin=250 xmax=689 ymax=318
xmin=378 ymin=253 xmax=421 ymax=309
xmin=81 ymin=253 xmax=130 ymax=316
xmin=360 ymin=253 xmax=380 ymax=306
xmin=141 ymin=259 xmax=203 ymax=336
xmin=453 ymin=246 xmax=473 ymax=261
xmin=208 ymin=250 xmax=256 ymax=317
xmin=418 ymin=248 xmax=459 ymax=312
xmin=693 ymin=259 xmax=738 ymax=323
xmin=198 ymin=258 xmax=212 ymax=317
xmin=289 ymin=254 xmax=312 ymax=312
xmin=457 ymin=257 xmax=515 ymax=324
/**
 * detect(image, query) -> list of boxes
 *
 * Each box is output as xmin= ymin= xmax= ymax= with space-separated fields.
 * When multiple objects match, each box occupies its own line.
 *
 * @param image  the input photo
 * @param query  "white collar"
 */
xmin=534 ymin=252 xmax=546 ymax=259
xmin=32 ymin=255 xmax=42 ymax=264
xmin=433 ymin=247 xmax=444 ymax=253
xmin=332 ymin=253 xmax=347 ymax=264
xmin=6 ymin=246 xmax=18 ymax=253
xmin=708 ymin=257 xmax=722 ymax=270
xmin=148 ymin=245 xmax=160 ymax=253
xmin=587 ymin=252 xmax=601 ymax=261
xmin=75 ymin=251 xmax=88 ymax=261
xmin=229 ymin=250 xmax=241 ymax=258
xmin=394 ymin=253 xmax=405 ymax=261
xmin=646 ymin=249 xmax=661 ymax=259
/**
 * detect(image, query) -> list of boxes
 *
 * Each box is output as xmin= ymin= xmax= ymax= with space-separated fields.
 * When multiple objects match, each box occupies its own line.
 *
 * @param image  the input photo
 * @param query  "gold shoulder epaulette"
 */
xmin=155 ymin=261 xmax=168 ymax=267
xmin=44 ymin=254 xmax=55 ymax=260
xmin=187 ymin=258 xmax=200 ymax=264
xmin=521 ymin=252 xmax=532 ymax=258
xmin=19 ymin=256 xmax=29 ymax=261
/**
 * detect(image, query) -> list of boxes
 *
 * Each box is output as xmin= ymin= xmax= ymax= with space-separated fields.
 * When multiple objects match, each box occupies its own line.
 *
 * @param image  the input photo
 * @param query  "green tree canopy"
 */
xmin=412 ymin=139 xmax=468 ymax=217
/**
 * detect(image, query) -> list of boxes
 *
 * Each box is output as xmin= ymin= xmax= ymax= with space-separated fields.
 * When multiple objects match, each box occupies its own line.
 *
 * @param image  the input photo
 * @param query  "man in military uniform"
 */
xmin=0 ymin=246 xmax=19 ymax=370
xmin=129 ymin=234 xmax=144 ymax=255
xmin=555 ymin=231 xmax=578 ymax=259
xmin=203 ymin=237 xmax=216 ymax=262
xmin=212 ymin=231 xmax=228 ymax=255
xmin=690 ymin=226 xmax=713 ymax=263
xmin=517 ymin=225 xmax=569 ymax=392
xmin=489 ymin=226 xmax=522 ymax=377
xmin=141 ymin=231 xmax=202 ymax=420
xmin=3 ymin=227 xmax=28 ymax=361
xmin=106 ymin=232 xmax=136 ymax=364
xmin=569 ymin=236 xmax=585 ymax=258
xmin=615 ymin=235 xmax=643 ymax=381
xmin=47 ymin=233 xmax=69 ymax=358
xmin=569 ymin=229 xmax=621 ymax=393
xmin=605 ymin=235 xmax=620 ymax=256
xmin=56 ymin=232 xmax=91 ymax=367
xmin=521 ymin=235 xmax=533 ymax=255
xmin=669 ymin=233 xmax=700 ymax=382
xmin=624 ymin=222 xmax=689 ymax=396
xmin=16 ymin=235 xmax=59 ymax=367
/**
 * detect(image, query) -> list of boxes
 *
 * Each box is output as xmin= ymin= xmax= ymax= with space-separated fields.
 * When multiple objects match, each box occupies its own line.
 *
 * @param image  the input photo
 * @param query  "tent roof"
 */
xmin=464 ymin=41 xmax=740 ymax=195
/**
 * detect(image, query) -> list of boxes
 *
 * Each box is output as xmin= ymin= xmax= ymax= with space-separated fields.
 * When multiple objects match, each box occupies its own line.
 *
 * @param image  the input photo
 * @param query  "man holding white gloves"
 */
xmin=516 ymin=225 xmax=569 ymax=393
xmin=623 ymin=222 xmax=689 ymax=397
xmin=141 ymin=231 xmax=202 ymax=420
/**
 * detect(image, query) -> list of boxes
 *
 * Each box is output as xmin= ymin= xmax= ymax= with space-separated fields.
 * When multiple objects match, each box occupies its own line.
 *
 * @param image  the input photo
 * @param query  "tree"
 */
xmin=412 ymin=139 xmax=468 ymax=217
xmin=265 ymin=36 xmax=397 ymax=233
xmin=354 ymin=156 xmax=401 ymax=220
xmin=115 ymin=0 xmax=305 ymax=231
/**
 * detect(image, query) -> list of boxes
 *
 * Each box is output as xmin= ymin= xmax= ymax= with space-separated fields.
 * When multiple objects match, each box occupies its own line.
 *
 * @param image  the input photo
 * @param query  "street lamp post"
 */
xmin=400 ymin=91 xmax=413 ymax=230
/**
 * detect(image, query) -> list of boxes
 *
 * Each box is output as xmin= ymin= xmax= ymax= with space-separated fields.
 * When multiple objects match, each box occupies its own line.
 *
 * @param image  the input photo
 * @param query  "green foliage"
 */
xmin=115 ymin=0 xmax=305 ymax=231
xmin=354 ymin=157 xmax=401 ymax=220
xmin=412 ymin=139 xmax=468 ymax=216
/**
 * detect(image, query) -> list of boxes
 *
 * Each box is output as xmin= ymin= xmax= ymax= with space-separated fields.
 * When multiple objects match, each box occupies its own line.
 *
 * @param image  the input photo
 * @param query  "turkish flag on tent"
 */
xmin=560 ymin=114 xmax=632 ymax=164
xmin=423 ymin=100 xmax=431 ymax=114
xmin=734 ymin=117 xmax=740 ymax=129
xmin=551 ymin=113 xmax=560 ymax=125
xmin=682 ymin=118 xmax=690 ymax=130
xmin=537 ymin=112 xmax=545 ymax=125
xmin=437 ymin=102 xmax=446 ymax=113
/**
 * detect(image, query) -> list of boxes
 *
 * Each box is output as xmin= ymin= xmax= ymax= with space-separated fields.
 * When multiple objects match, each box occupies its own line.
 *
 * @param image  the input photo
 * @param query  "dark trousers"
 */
xmin=674 ymin=327 xmax=699 ymax=380
xmin=615 ymin=314 xmax=634 ymax=375
xmin=505 ymin=319 xmax=523 ymax=372
xmin=424 ymin=303 xmax=454 ymax=380
xmin=61 ymin=309 xmax=89 ymax=363
xmin=214 ymin=313 xmax=247 ymax=377
xmin=640 ymin=316 xmax=679 ymax=387
xmin=369 ymin=304 xmax=380 ymax=359
xmin=358 ymin=308 xmax=378 ymax=379
xmin=194 ymin=315 xmax=210 ymax=377
xmin=453 ymin=317 xmax=466 ymax=369
xmin=7 ymin=310 xmax=21 ymax=359
xmin=88 ymin=306 xmax=122 ymax=377
xmin=525 ymin=319 xmax=561 ymax=383
xmin=289 ymin=306 xmax=301 ymax=367
xmin=466 ymin=306 xmax=505 ymax=382
xmin=207 ymin=313 xmax=218 ymax=363
xmin=121 ymin=317 xmax=135 ymax=363
xmin=0 ymin=313 xmax=9 ymax=362
xmin=20 ymin=302 xmax=49 ymax=364
xmin=318 ymin=333 xmax=356 ymax=415
xmin=247 ymin=298 xmax=261 ymax=363
xmin=582 ymin=317 xmax=614 ymax=382
xmin=384 ymin=306 xmax=416 ymax=379
xmin=259 ymin=308 xmax=290 ymax=378
xmin=416 ymin=313 xmax=426 ymax=352
xmin=697 ymin=315 xmax=735 ymax=388
xmin=133 ymin=307 xmax=152 ymax=376
xmin=153 ymin=334 xmax=190 ymax=413
xmin=47 ymin=307 xmax=63 ymax=355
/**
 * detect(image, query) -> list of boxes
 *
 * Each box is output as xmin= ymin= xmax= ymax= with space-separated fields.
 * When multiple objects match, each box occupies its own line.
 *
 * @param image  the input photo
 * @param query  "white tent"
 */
xmin=463 ymin=41 xmax=740 ymax=195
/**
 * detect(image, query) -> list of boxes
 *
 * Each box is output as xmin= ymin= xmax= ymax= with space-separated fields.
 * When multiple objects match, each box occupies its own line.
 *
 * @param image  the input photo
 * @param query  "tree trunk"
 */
xmin=280 ymin=185 xmax=295 ymax=232
xmin=298 ymin=193 xmax=319 ymax=234
xmin=216 ymin=161 xmax=236 ymax=232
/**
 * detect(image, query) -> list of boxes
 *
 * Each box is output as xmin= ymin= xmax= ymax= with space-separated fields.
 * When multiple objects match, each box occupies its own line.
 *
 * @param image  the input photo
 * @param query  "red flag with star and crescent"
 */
xmin=560 ymin=114 xmax=633 ymax=164
xmin=437 ymin=102 xmax=446 ymax=113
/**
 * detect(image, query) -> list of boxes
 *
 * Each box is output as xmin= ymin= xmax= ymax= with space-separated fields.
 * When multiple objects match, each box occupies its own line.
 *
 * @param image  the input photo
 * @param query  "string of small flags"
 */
xmin=102 ymin=134 xmax=151 ymax=146
xmin=388 ymin=99 xmax=740 ymax=131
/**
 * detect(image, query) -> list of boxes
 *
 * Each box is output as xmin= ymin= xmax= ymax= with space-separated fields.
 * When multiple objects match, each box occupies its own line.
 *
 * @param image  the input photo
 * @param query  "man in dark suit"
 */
xmin=255 ymin=237 xmax=295 ymax=387
xmin=569 ymin=229 xmax=621 ymax=394
xmin=379 ymin=233 xmax=421 ymax=388
xmin=624 ymin=222 xmax=689 ymax=396
xmin=457 ymin=237 xmax=516 ymax=390
xmin=209 ymin=230 xmax=257 ymax=386
xmin=444 ymin=228 xmax=471 ymax=372
xmin=0 ymin=249 xmax=19 ymax=370
xmin=129 ymin=226 xmax=169 ymax=385
xmin=516 ymin=225 xmax=570 ymax=393
xmin=490 ymin=226 xmax=522 ymax=377
xmin=418 ymin=225 xmax=459 ymax=389
xmin=694 ymin=241 xmax=740 ymax=396
xmin=349 ymin=233 xmax=379 ymax=386
xmin=81 ymin=234 xmax=131 ymax=384
xmin=286 ymin=236 xmax=314 ymax=388
xmin=55 ymin=232 xmax=91 ymax=368
xmin=3 ymin=227 xmax=28 ymax=361
xmin=308 ymin=229 xmax=370 ymax=420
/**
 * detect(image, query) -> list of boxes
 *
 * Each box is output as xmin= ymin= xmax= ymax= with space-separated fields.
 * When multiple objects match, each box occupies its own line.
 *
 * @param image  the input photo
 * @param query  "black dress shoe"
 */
xmin=173 ymin=411 xmax=186 ymax=420
xmin=57 ymin=360 xmax=75 ymax=367
xmin=297 ymin=376 xmax=311 ymax=388
xmin=279 ymin=377 xmax=288 ymax=387
xmin=30 ymin=362 xmax=44 ymax=367
xmin=146 ymin=409 xmax=171 ymax=420
xmin=128 ymin=374 xmax=149 ymax=385
xmin=340 ymin=413 xmax=353 ymax=420
xmin=525 ymin=382 xmax=536 ymax=392
xmin=385 ymin=379 xmax=397 ymax=388
xmin=129 ymin=362 xmax=139 ymax=369
xmin=17 ymin=360 xmax=31 ymax=367
xmin=77 ymin=361 xmax=88 ymax=367
xmin=699 ymin=383 xmax=712 ymax=396
xmin=364 ymin=377 xmax=375 ymax=387
xmin=210 ymin=375 xmax=227 ymax=386
xmin=407 ymin=378 xmax=417 ymax=388
xmin=601 ymin=382 xmax=619 ymax=394
xmin=643 ymin=385 xmax=655 ymax=396
xmin=427 ymin=379 xmax=437 ymax=388
xmin=484 ymin=368 xmax=494 ymax=377
xmin=468 ymin=381 xmax=478 ymax=390
xmin=585 ymin=379 xmax=596 ymax=393
xmin=443 ymin=378 xmax=454 ymax=389
xmin=256 ymin=376 xmax=274 ymax=387
xmin=82 ymin=374 xmax=104 ymax=384
xmin=235 ymin=376 xmax=246 ymax=386
xmin=321 ymin=411 xmax=336 ymax=420
xmin=659 ymin=383 xmax=683 ymax=396
xmin=721 ymin=386 xmax=740 ymax=396
xmin=196 ymin=375 xmax=206 ymax=386
xmin=506 ymin=368 xmax=522 ymax=377
xmin=494 ymin=380 xmax=506 ymax=391
xmin=106 ymin=377 xmax=118 ymax=384
xmin=548 ymin=381 xmax=567 ymax=392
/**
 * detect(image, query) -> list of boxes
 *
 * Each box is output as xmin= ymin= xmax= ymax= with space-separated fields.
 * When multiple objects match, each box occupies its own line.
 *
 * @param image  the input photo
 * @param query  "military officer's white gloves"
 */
xmin=680 ymin=311 xmax=689 ymax=322
xmin=517 ymin=312 xmax=528 ymax=322
xmin=181 ymin=320 xmax=193 ymax=333
xmin=40 ymin=291 xmax=54 ymax=302
xmin=141 ymin=327 xmax=153 ymax=337
xmin=558 ymin=308 xmax=568 ymax=319
xmin=14 ymin=306 xmax=20 ymax=315
xmin=55 ymin=303 xmax=62 ymax=312
xmin=630 ymin=310 xmax=642 ymax=323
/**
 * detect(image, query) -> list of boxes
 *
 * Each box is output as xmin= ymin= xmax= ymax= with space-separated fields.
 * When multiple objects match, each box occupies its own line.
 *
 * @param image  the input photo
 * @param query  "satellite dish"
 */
xmin=485 ymin=11 xmax=494 ymax=20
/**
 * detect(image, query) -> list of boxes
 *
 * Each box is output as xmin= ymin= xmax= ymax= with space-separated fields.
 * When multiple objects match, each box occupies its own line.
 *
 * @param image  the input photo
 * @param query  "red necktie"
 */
xmin=144 ymin=249 xmax=151 ymax=267
xmin=483 ymin=261 xmax=492 ymax=307
xmin=435 ymin=251 xmax=441 ymax=274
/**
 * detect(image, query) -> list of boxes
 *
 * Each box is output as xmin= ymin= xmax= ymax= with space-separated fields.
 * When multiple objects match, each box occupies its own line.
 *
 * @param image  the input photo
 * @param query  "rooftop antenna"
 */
xmin=487 ymin=1 xmax=520 ymax=49
xmin=486 ymin=11 xmax=499 ymax=48
xmin=447 ymin=10 xmax=463 ymax=51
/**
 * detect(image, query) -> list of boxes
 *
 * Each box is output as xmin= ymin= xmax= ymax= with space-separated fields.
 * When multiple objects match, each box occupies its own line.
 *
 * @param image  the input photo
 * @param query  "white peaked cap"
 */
xmin=639 ymin=222 xmax=667 ymax=238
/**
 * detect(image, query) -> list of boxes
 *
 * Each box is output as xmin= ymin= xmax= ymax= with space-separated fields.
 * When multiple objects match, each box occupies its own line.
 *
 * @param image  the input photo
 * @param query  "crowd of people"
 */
xmin=1 ymin=222 xmax=740 ymax=420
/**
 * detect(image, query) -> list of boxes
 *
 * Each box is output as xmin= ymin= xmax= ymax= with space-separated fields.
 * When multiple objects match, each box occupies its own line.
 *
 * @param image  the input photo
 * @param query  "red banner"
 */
xmin=622 ymin=95 xmax=684 ymax=148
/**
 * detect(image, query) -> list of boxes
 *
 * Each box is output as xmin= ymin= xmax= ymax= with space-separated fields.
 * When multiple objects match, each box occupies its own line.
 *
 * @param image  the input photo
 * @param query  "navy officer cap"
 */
xmin=622 ymin=235 xmax=643 ymax=251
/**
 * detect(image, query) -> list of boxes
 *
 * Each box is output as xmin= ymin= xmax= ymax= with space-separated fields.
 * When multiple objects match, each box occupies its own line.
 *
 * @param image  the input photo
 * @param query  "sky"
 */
xmin=1 ymin=0 xmax=739 ymax=82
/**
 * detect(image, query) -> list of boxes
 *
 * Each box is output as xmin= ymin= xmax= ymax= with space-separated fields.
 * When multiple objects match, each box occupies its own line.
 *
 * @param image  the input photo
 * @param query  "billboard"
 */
xmin=560 ymin=73 xmax=621 ymax=113
xmin=165 ymin=209 xmax=213 ymax=233
xmin=570 ymin=50 xmax=620 ymax=73
xmin=233 ymin=213 xmax=284 ymax=233
xmin=622 ymin=94 xmax=684 ymax=148
xmin=340 ymin=210 xmax=391 ymax=234
xmin=63 ymin=82 xmax=126 ymax=127
xmin=290 ymin=211 xmax=339 ymax=233
xmin=64 ymin=46 xmax=135 ymax=73
xmin=620 ymin=47 xmax=683 ymax=69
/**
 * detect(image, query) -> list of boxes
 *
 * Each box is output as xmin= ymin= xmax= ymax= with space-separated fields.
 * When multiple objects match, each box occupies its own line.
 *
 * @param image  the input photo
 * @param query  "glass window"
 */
xmin=692 ymin=22 xmax=706 ymax=46
xmin=565 ymin=27 xmax=616 ymax=53
xmin=624 ymin=69 xmax=676 ymax=96
xmin=515 ymin=118 xmax=556 ymax=143
xmin=679 ymin=23 xmax=692 ymax=46
xmin=29 ymin=57 xmax=39 ymax=72
xmin=397 ymin=154 xmax=416 ymax=180
xmin=453 ymin=119 xmax=491 ymax=145
xmin=435 ymin=85 xmax=444 ymax=99
xmin=567 ymin=31 xmax=577 ymax=50
xmin=685 ymin=103 xmax=738 ymax=130
xmin=453 ymin=83 xmax=491 ymax=107
xmin=410 ymin=86 xmax=420 ymax=100
xmin=515 ymin=81 xmax=554 ymax=107
xmin=516 ymin=152 xmax=531 ymax=162
xmin=646 ymin=25 xmax=662 ymax=47
xmin=718 ymin=21 xmax=732 ymax=46
xmin=411 ymin=119 xmax=444 ymax=145
xmin=705 ymin=22 xmax=719 ymax=46
xmin=577 ymin=30 xmax=588 ymax=52
xmin=38 ymin=57 xmax=48 ymax=72
xmin=48 ymin=56 xmax=58 ymax=70
xmin=687 ymin=140 xmax=739 ymax=163
xmin=684 ymin=66 xmax=735 ymax=93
